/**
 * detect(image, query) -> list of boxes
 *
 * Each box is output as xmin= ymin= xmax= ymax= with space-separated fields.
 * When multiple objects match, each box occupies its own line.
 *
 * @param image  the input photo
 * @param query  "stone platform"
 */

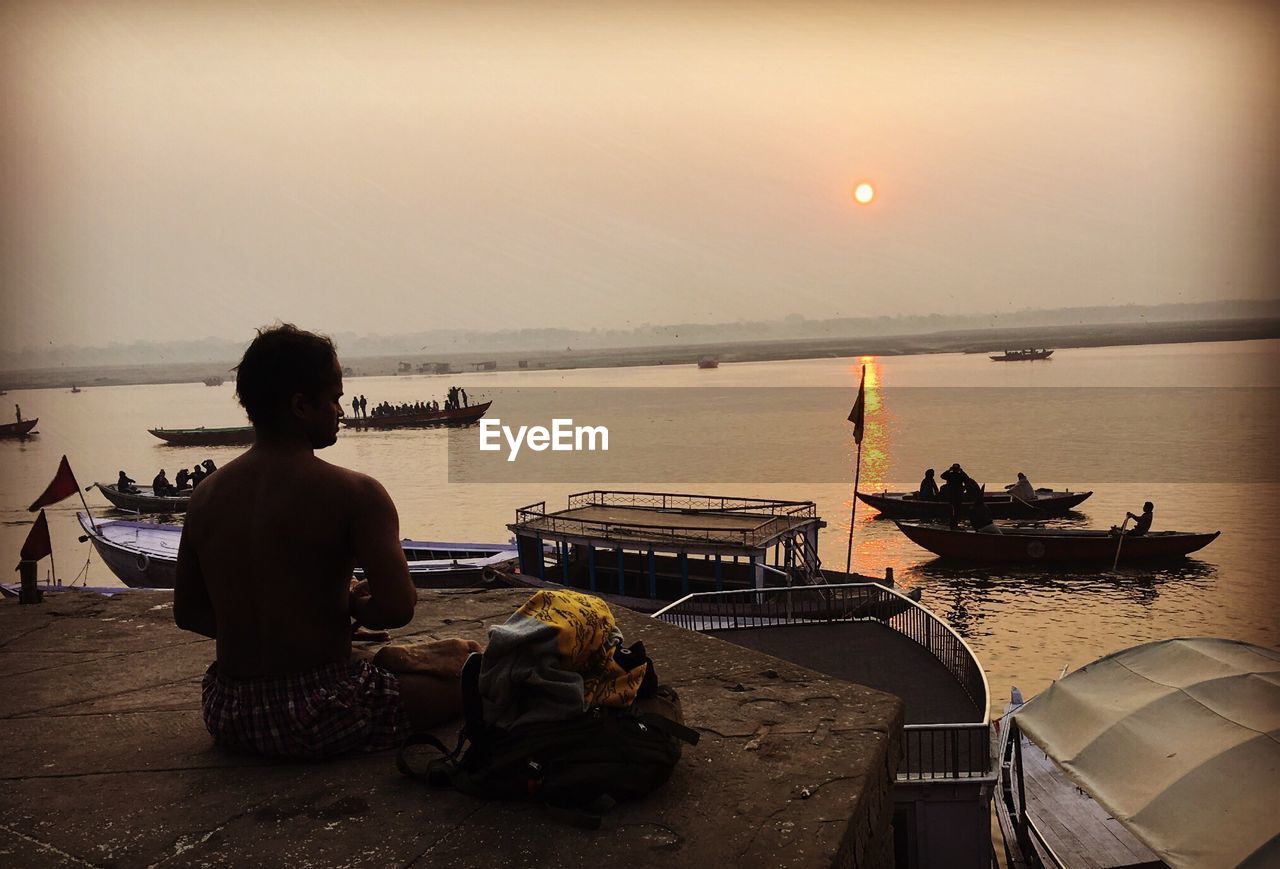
xmin=0 ymin=589 xmax=902 ymax=868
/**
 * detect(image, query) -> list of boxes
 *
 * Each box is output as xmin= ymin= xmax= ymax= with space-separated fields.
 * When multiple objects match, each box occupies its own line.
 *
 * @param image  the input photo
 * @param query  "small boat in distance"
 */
xmin=202 ymin=376 xmax=224 ymax=386
xmin=77 ymin=513 xmax=521 ymax=589
xmin=697 ymin=356 xmax=719 ymax=369
xmin=343 ymin=400 xmax=491 ymax=430
xmin=990 ymin=348 xmax=1053 ymax=362
xmin=71 ymin=385 xmax=83 ymax=393
xmin=90 ymin=482 xmax=190 ymax=513
xmin=857 ymin=488 xmax=1091 ymax=519
xmin=148 ymin=425 xmax=255 ymax=446
xmin=0 ymin=418 xmax=38 ymax=438
xmin=894 ymin=521 xmax=1219 ymax=564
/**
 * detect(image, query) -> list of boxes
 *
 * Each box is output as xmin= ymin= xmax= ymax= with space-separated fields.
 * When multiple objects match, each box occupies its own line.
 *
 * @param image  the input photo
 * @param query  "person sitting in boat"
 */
xmin=969 ymin=486 xmax=1002 ymax=534
xmin=1005 ymin=472 xmax=1037 ymax=501
xmin=174 ymin=323 xmax=479 ymax=761
xmin=117 ymin=470 xmax=139 ymax=494
xmin=1113 ymin=502 xmax=1154 ymax=537
xmin=153 ymin=469 xmax=173 ymax=497
xmin=917 ymin=469 xmax=939 ymax=500
xmin=190 ymin=464 xmax=207 ymax=488
xmin=202 ymin=459 xmax=217 ymax=474
xmin=939 ymin=464 xmax=969 ymax=529
xmin=175 ymin=468 xmax=193 ymax=492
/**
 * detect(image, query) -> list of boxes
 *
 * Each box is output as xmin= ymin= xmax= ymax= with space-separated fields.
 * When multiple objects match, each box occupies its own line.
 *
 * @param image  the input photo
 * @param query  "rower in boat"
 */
xmin=1005 ymin=472 xmax=1036 ymax=502
xmin=117 ymin=470 xmax=139 ymax=494
xmin=1112 ymin=501 xmax=1154 ymax=537
xmin=153 ymin=469 xmax=174 ymax=497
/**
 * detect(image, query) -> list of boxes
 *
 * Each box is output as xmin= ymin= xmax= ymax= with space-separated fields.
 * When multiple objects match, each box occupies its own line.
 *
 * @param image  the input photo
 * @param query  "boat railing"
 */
xmin=653 ymin=583 xmax=992 ymax=781
xmin=566 ymin=490 xmax=817 ymax=519
xmin=514 ymin=498 xmax=818 ymax=549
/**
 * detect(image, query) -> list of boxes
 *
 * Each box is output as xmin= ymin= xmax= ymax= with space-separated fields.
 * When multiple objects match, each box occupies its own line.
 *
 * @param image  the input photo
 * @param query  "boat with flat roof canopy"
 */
xmin=508 ymin=490 xmax=831 ymax=603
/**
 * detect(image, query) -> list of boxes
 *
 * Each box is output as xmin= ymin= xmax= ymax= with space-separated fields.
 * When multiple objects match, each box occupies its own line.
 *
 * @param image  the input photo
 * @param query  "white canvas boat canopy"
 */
xmin=1014 ymin=638 xmax=1280 ymax=869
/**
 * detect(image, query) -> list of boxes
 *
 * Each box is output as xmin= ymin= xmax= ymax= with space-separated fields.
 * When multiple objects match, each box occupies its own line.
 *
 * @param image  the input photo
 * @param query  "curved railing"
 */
xmin=652 ymin=583 xmax=992 ymax=780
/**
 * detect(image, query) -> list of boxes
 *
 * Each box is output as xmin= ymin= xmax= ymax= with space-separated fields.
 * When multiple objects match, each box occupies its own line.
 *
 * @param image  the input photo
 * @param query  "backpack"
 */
xmin=397 ymin=645 xmax=700 ymax=828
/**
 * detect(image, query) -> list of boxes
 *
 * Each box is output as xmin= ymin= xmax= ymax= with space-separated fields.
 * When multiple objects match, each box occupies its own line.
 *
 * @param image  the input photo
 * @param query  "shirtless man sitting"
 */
xmin=174 ymin=324 xmax=477 ymax=759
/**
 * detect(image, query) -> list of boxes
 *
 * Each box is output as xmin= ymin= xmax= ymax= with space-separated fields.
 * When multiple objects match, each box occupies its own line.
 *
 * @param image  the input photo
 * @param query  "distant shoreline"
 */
xmin=2 ymin=316 xmax=1277 ymax=392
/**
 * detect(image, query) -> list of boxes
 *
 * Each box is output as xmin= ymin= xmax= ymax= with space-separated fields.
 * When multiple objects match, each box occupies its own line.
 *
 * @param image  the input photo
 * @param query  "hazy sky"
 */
xmin=2 ymin=1 xmax=1277 ymax=350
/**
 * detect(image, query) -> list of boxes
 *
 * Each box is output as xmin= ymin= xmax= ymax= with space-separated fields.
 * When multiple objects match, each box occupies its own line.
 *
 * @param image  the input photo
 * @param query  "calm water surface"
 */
xmin=3 ymin=339 xmax=1277 ymax=714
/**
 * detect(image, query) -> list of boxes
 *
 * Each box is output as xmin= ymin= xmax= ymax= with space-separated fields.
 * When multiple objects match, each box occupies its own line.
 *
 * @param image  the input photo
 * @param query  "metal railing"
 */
xmin=567 ymin=490 xmax=818 ymax=518
xmin=653 ymin=583 xmax=992 ymax=781
xmin=513 ymin=493 xmax=820 ymax=550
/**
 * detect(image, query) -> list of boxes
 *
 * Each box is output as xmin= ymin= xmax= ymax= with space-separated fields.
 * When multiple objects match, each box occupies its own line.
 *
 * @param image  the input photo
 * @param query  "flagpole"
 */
xmin=48 ymin=537 xmax=58 ymax=586
xmin=845 ymin=438 xmax=863 ymax=575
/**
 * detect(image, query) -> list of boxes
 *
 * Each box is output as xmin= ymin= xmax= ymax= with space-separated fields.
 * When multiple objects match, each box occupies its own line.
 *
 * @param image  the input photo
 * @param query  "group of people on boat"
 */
xmin=117 ymin=459 xmax=218 ymax=496
xmin=361 ymin=386 xmax=470 ymax=420
xmin=914 ymin=464 xmax=1004 ymax=533
xmin=916 ymin=464 xmax=1154 ymax=537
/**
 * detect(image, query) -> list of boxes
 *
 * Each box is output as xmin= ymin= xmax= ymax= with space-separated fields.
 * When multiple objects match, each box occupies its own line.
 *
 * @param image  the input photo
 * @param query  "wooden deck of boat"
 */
xmin=1016 ymin=727 xmax=1164 ymax=868
xmin=707 ymin=621 xmax=981 ymax=726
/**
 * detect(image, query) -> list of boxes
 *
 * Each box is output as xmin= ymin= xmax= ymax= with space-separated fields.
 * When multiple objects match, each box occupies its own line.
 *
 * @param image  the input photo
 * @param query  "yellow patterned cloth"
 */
xmin=514 ymin=589 xmax=646 ymax=709
xmin=479 ymin=589 xmax=647 ymax=728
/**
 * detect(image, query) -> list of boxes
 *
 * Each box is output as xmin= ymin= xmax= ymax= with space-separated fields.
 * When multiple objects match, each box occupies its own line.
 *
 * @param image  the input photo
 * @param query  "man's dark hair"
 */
xmin=235 ymin=324 xmax=339 ymax=428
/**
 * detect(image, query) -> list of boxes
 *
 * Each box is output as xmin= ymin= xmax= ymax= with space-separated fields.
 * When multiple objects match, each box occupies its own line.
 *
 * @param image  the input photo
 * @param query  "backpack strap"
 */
xmin=396 ymin=732 xmax=462 ymax=786
xmin=459 ymin=652 xmax=485 ymax=738
xmin=637 ymin=712 xmax=701 ymax=746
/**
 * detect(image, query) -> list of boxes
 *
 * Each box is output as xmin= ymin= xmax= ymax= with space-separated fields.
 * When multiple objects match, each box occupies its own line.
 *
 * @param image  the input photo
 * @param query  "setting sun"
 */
xmin=853 ymin=183 xmax=875 ymax=205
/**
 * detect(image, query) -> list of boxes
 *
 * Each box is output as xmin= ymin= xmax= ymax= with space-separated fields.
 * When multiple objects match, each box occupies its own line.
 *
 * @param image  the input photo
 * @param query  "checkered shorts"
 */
xmin=201 ymin=659 xmax=410 ymax=759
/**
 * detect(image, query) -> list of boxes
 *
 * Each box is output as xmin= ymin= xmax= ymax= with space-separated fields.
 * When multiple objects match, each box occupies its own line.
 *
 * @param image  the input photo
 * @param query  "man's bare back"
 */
xmin=173 ymin=326 xmax=476 ymax=755
xmin=179 ymin=449 xmax=399 ymax=679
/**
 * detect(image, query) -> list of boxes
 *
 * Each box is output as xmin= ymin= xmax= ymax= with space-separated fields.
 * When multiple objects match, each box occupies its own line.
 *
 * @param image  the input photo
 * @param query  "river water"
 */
xmin=3 ymin=339 xmax=1277 ymax=714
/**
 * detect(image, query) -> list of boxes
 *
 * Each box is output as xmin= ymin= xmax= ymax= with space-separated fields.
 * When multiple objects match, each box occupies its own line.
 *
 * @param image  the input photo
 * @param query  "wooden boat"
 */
xmin=895 ymin=521 xmax=1219 ymax=564
xmin=858 ymin=488 xmax=1091 ymax=519
xmin=148 ymin=425 xmax=255 ymax=446
xmin=202 ymin=376 xmax=224 ymax=386
xmin=76 ymin=512 xmax=521 ymax=589
xmin=342 ymin=400 xmax=491 ymax=430
xmin=996 ymin=639 xmax=1279 ymax=868
xmin=697 ymin=356 xmax=719 ymax=369
xmin=0 ymin=418 xmax=38 ymax=438
xmin=990 ymin=348 xmax=1053 ymax=362
xmin=91 ymin=482 xmax=190 ymax=513
xmin=70 ymin=385 xmax=83 ymax=393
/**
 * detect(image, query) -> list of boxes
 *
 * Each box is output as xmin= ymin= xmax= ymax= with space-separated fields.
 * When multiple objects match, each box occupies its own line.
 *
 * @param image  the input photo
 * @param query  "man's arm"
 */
xmin=174 ymin=506 xmax=217 ymax=638
xmin=348 ymin=475 xmax=416 ymax=630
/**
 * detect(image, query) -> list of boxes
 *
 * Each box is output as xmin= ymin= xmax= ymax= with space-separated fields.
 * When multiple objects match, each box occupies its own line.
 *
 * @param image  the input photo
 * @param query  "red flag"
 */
xmin=847 ymin=365 xmax=866 ymax=445
xmin=29 ymin=455 xmax=80 ymax=511
xmin=18 ymin=509 xmax=52 ymax=564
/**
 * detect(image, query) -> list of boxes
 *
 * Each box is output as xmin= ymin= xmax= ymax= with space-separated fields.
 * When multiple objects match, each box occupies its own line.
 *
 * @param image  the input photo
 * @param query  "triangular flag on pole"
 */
xmin=29 ymin=455 xmax=80 ymax=512
xmin=847 ymin=365 xmax=866 ymax=445
xmin=18 ymin=509 xmax=52 ymax=566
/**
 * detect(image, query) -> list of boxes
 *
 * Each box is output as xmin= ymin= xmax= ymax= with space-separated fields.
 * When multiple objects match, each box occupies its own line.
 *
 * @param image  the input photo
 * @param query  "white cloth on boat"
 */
xmin=1013 ymin=638 xmax=1280 ymax=869
xmin=1007 ymin=478 xmax=1037 ymax=501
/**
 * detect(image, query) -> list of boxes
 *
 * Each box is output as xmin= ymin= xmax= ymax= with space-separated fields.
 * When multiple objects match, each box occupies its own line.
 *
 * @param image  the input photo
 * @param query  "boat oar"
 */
xmin=1112 ymin=515 xmax=1130 ymax=570
xmin=1009 ymin=493 xmax=1047 ymax=515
